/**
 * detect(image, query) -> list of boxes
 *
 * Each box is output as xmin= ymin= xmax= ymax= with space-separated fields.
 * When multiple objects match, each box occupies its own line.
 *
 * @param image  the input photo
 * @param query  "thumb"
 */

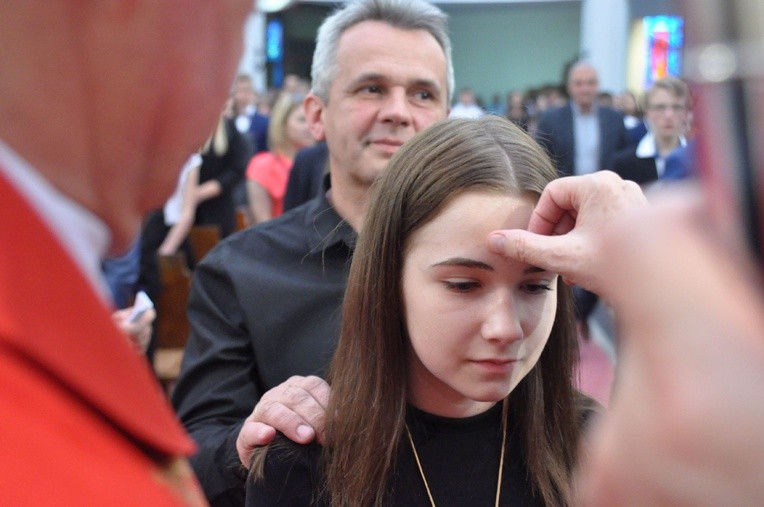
xmin=237 ymin=421 xmax=277 ymax=468
xmin=488 ymin=229 xmax=563 ymax=268
xmin=488 ymin=229 xmax=575 ymax=278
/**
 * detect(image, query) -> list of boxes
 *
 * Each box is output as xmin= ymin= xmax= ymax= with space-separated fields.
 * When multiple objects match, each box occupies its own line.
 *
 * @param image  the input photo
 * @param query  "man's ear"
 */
xmin=304 ymin=94 xmax=326 ymax=142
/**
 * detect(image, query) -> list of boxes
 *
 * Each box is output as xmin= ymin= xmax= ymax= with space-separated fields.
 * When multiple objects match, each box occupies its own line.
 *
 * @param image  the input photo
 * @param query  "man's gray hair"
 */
xmin=310 ymin=0 xmax=454 ymax=104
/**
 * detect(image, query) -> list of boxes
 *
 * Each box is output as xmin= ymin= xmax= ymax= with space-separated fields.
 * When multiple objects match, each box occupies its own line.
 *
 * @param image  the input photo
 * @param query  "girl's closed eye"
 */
xmin=443 ymin=279 xmax=481 ymax=293
xmin=522 ymin=282 xmax=553 ymax=295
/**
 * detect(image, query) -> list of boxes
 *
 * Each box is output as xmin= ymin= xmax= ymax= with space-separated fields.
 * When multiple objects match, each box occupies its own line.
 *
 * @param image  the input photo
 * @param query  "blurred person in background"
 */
xmin=449 ymin=87 xmax=484 ymax=119
xmin=613 ymin=77 xmax=690 ymax=186
xmin=196 ymin=106 xmax=250 ymax=238
xmin=535 ymin=61 xmax=631 ymax=177
xmin=246 ymin=93 xmax=315 ymax=224
xmin=231 ymin=74 xmax=269 ymax=155
xmin=617 ymin=90 xmax=648 ymax=144
xmin=505 ymin=90 xmax=530 ymax=132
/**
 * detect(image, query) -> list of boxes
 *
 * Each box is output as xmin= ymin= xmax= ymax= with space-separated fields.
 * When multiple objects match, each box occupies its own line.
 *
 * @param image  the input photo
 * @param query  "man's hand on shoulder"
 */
xmin=237 ymin=375 xmax=330 ymax=468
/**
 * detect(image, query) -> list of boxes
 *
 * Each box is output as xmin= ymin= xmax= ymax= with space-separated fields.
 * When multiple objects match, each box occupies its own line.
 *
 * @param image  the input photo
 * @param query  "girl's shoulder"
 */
xmin=246 ymin=435 xmax=326 ymax=506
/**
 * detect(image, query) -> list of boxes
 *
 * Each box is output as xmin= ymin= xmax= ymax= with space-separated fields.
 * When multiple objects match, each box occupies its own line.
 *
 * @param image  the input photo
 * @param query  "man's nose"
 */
xmin=378 ymin=88 xmax=413 ymax=126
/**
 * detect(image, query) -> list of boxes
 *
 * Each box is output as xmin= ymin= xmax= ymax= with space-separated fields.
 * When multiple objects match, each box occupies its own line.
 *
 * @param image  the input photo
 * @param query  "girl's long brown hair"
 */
xmin=325 ymin=116 xmax=586 ymax=506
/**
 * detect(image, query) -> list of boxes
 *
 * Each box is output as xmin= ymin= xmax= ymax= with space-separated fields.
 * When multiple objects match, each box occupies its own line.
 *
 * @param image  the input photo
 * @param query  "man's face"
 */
xmin=232 ymin=81 xmax=256 ymax=113
xmin=645 ymin=88 xmax=688 ymax=142
xmin=305 ymin=20 xmax=449 ymax=196
xmin=567 ymin=65 xmax=599 ymax=112
xmin=459 ymin=90 xmax=475 ymax=105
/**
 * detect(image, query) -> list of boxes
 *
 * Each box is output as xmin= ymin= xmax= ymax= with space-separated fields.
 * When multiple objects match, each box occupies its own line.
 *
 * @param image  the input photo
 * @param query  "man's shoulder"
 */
xmin=249 ymin=112 xmax=269 ymax=127
xmin=295 ymin=142 xmax=329 ymax=160
xmin=612 ymin=144 xmax=639 ymax=165
xmin=599 ymin=106 xmax=625 ymax=122
xmin=249 ymin=436 xmax=324 ymax=505
xmin=541 ymin=104 xmax=570 ymax=119
xmin=204 ymin=205 xmax=315 ymax=265
xmin=537 ymin=104 xmax=571 ymax=130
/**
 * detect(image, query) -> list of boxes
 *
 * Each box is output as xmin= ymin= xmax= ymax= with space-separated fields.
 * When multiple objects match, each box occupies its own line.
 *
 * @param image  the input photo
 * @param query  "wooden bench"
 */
xmin=153 ymin=252 xmax=192 ymax=394
xmin=187 ymin=224 xmax=221 ymax=264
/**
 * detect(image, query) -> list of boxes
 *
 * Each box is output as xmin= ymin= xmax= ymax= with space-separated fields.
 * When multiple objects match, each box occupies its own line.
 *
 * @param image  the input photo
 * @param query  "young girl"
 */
xmin=247 ymin=116 xmax=596 ymax=506
xmin=246 ymin=92 xmax=315 ymax=224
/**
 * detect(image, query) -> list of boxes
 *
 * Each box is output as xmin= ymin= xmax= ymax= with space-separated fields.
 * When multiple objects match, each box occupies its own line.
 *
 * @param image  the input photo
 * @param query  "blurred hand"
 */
xmin=237 ymin=375 xmax=330 ymax=468
xmin=577 ymin=190 xmax=764 ymax=505
xmin=112 ymin=306 xmax=156 ymax=354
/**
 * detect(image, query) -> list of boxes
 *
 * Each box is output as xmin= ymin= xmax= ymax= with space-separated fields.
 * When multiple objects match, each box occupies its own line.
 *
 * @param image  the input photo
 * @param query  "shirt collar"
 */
xmin=636 ymin=132 xmax=688 ymax=159
xmin=305 ymin=173 xmax=357 ymax=253
xmin=0 ymin=139 xmax=111 ymax=302
xmin=571 ymin=102 xmax=598 ymax=117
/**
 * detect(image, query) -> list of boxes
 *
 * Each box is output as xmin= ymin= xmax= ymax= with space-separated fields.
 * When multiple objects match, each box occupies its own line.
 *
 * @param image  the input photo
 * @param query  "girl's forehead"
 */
xmin=405 ymin=192 xmax=535 ymax=257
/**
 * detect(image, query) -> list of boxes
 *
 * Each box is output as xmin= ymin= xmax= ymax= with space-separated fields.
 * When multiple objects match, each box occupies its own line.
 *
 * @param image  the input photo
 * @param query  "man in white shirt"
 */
xmin=449 ymin=87 xmax=484 ymax=119
xmin=535 ymin=62 xmax=631 ymax=177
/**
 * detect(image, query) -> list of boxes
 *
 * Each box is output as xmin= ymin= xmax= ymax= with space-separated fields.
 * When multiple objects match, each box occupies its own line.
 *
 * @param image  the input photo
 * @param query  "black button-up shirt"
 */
xmin=173 ymin=181 xmax=355 ymax=506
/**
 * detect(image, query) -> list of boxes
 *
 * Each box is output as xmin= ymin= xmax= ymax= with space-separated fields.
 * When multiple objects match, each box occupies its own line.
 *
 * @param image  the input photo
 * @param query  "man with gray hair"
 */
xmin=171 ymin=0 xmax=453 ymax=504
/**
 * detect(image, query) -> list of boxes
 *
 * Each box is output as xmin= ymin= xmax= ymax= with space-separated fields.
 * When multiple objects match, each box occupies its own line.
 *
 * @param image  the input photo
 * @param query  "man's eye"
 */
xmin=360 ymin=85 xmax=381 ymax=94
xmin=414 ymin=90 xmax=433 ymax=100
xmin=444 ymin=280 xmax=479 ymax=293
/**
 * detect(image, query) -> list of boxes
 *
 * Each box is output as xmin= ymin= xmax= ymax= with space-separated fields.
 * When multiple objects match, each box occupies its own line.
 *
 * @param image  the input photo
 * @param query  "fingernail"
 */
xmin=488 ymin=233 xmax=505 ymax=251
xmin=297 ymin=425 xmax=314 ymax=441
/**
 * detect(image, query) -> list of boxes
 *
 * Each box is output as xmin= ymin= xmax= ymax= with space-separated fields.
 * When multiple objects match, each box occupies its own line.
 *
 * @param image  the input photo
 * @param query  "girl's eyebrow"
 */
xmin=431 ymin=257 xmax=492 ymax=271
xmin=432 ymin=258 xmax=549 ymax=275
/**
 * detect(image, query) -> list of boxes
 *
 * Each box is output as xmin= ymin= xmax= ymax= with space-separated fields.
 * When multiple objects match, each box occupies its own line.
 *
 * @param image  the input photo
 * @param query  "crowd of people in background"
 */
xmin=117 ymin=40 xmax=697 ymax=415
xmin=122 ymin=60 xmax=695 ymax=269
xmin=6 ymin=0 xmax=764 ymax=505
xmin=452 ymin=71 xmax=692 ymax=168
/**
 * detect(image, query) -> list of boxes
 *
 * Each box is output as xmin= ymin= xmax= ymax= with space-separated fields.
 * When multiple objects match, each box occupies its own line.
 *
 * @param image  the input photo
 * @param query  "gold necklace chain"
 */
xmin=405 ymin=399 xmax=509 ymax=507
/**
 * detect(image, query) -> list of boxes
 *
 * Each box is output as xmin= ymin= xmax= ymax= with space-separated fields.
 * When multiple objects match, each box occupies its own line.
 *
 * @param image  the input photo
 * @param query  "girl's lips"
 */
xmin=471 ymin=358 xmax=518 ymax=374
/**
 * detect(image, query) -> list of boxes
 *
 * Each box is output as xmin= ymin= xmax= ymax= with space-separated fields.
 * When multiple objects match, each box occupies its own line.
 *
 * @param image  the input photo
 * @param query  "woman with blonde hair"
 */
xmin=246 ymin=92 xmax=315 ymax=224
xmin=248 ymin=116 xmax=596 ymax=506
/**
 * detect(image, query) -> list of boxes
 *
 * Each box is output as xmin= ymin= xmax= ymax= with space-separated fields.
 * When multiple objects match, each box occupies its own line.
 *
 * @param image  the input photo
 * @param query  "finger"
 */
xmin=252 ymin=399 xmax=317 ymax=444
xmin=237 ymin=421 xmax=277 ymax=468
xmin=134 ymin=324 xmax=152 ymax=354
xmin=253 ymin=375 xmax=331 ymax=444
xmin=488 ymin=230 xmax=577 ymax=276
xmin=134 ymin=307 xmax=157 ymax=327
xmin=295 ymin=375 xmax=331 ymax=410
xmin=526 ymin=176 xmax=587 ymax=235
xmin=551 ymin=210 xmax=577 ymax=236
xmin=295 ymin=376 xmax=331 ymax=443
xmin=111 ymin=308 xmax=131 ymax=324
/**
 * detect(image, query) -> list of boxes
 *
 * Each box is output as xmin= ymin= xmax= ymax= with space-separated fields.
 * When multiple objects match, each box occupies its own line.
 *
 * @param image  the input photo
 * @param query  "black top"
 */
xmin=611 ymin=145 xmax=659 ymax=186
xmin=196 ymin=118 xmax=250 ymax=237
xmin=283 ymin=142 xmax=329 ymax=212
xmin=172 ymin=183 xmax=356 ymax=506
xmin=247 ymin=403 xmax=544 ymax=506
